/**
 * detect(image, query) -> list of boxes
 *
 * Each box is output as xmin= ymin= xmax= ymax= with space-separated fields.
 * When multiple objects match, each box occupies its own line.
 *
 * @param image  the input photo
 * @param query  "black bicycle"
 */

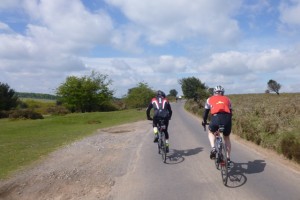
xmin=204 ymin=124 xmax=228 ymax=185
xmin=157 ymin=119 xmax=167 ymax=163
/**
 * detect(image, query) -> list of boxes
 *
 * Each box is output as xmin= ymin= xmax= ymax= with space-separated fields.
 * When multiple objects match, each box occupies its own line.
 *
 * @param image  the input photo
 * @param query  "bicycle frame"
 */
xmin=204 ymin=124 xmax=228 ymax=185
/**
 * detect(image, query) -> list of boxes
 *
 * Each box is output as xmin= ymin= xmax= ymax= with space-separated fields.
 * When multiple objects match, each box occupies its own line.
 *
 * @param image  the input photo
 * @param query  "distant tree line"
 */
xmin=16 ymin=92 xmax=57 ymax=100
xmin=1 ymin=72 xmax=283 ymax=117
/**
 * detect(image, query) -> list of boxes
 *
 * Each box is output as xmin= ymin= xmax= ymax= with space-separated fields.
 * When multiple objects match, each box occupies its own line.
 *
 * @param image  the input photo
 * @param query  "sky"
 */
xmin=0 ymin=0 xmax=300 ymax=97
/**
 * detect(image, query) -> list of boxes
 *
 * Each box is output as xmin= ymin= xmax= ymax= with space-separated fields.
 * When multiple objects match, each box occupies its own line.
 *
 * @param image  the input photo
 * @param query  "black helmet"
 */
xmin=157 ymin=90 xmax=166 ymax=98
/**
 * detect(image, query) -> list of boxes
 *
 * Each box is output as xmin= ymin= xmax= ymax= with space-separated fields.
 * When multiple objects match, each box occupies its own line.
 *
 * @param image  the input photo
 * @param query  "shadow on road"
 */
xmin=226 ymin=159 xmax=266 ymax=188
xmin=166 ymin=147 xmax=203 ymax=164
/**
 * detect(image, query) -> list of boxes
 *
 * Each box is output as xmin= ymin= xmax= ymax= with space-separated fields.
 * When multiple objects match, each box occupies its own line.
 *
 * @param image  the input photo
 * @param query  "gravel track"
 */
xmin=0 ymin=121 xmax=149 ymax=200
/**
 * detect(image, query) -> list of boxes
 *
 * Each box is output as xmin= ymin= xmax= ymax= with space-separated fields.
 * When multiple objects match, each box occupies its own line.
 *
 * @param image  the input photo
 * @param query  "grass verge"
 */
xmin=0 ymin=109 xmax=145 ymax=180
xmin=184 ymin=93 xmax=300 ymax=164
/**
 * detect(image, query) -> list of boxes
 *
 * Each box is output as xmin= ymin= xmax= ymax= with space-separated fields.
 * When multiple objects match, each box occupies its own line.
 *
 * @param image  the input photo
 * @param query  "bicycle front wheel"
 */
xmin=219 ymin=143 xmax=228 ymax=185
xmin=160 ymin=132 xmax=167 ymax=163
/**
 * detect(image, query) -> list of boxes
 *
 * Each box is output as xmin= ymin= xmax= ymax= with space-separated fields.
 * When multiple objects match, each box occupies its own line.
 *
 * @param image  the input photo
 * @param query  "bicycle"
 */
xmin=203 ymin=123 xmax=229 ymax=185
xmin=156 ymin=119 xmax=168 ymax=163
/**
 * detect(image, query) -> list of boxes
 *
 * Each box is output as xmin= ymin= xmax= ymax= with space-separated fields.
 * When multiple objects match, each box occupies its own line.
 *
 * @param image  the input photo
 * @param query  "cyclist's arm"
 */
xmin=167 ymin=103 xmax=172 ymax=119
xmin=203 ymin=109 xmax=210 ymax=123
xmin=146 ymin=103 xmax=153 ymax=119
xmin=203 ymin=98 xmax=211 ymax=123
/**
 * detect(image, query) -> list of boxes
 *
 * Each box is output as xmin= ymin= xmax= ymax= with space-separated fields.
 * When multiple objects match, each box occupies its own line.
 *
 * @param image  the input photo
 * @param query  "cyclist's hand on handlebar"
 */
xmin=202 ymin=121 xmax=208 ymax=131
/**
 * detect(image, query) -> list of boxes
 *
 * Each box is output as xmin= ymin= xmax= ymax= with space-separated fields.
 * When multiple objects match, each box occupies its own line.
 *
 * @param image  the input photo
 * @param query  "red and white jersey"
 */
xmin=151 ymin=97 xmax=168 ymax=110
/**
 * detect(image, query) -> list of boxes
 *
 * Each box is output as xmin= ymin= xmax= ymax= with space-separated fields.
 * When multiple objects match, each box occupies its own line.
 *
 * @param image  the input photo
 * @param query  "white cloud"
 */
xmin=0 ymin=22 xmax=13 ymax=33
xmin=279 ymin=0 xmax=300 ymax=26
xmin=111 ymin=25 xmax=143 ymax=53
xmin=105 ymin=0 xmax=242 ymax=45
xmin=0 ymin=0 xmax=299 ymax=97
xmin=23 ymin=0 xmax=114 ymax=47
xmin=203 ymin=51 xmax=250 ymax=75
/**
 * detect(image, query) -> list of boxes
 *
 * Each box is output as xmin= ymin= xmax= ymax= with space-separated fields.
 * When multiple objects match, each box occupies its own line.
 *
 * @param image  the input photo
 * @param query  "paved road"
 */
xmin=110 ymin=101 xmax=300 ymax=200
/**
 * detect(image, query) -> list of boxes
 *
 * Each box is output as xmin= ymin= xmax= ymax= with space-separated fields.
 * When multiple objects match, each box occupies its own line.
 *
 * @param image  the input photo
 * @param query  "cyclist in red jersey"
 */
xmin=202 ymin=85 xmax=233 ymax=167
xmin=146 ymin=90 xmax=172 ymax=153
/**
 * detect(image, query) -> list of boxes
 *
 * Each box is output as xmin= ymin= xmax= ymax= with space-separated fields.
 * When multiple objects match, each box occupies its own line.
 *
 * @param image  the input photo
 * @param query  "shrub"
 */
xmin=46 ymin=106 xmax=70 ymax=115
xmin=9 ymin=109 xmax=44 ymax=119
xmin=0 ymin=111 xmax=9 ymax=118
xmin=279 ymin=133 xmax=300 ymax=162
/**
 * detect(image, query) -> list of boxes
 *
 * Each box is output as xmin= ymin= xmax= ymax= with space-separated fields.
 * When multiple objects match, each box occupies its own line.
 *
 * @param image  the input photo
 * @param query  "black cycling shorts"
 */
xmin=209 ymin=113 xmax=232 ymax=136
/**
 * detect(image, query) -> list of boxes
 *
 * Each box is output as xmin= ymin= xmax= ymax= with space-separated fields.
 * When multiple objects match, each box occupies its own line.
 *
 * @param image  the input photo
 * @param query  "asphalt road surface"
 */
xmin=110 ymin=100 xmax=300 ymax=200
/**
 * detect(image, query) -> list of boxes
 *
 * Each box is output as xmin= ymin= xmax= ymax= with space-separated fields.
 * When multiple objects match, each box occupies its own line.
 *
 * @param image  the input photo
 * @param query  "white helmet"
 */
xmin=213 ymin=85 xmax=225 ymax=95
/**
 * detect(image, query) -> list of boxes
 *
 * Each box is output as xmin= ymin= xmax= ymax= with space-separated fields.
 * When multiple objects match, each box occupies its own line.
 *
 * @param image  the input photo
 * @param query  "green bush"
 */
xmin=22 ymin=99 xmax=56 ymax=115
xmin=9 ymin=109 xmax=44 ymax=120
xmin=46 ymin=105 xmax=70 ymax=115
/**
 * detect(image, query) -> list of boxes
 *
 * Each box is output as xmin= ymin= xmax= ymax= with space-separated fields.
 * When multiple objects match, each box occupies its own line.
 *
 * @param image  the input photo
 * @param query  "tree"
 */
xmin=178 ymin=77 xmax=208 ymax=101
xmin=169 ymin=89 xmax=178 ymax=97
xmin=0 ymin=82 xmax=18 ymax=111
xmin=267 ymin=79 xmax=281 ymax=95
xmin=56 ymin=71 xmax=114 ymax=112
xmin=125 ymin=82 xmax=155 ymax=108
xmin=208 ymin=88 xmax=214 ymax=95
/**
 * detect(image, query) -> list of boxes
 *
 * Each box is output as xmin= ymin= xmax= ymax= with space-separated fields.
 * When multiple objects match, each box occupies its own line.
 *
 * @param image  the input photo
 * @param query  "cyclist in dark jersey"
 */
xmin=202 ymin=85 xmax=233 ymax=166
xmin=146 ymin=90 xmax=172 ymax=153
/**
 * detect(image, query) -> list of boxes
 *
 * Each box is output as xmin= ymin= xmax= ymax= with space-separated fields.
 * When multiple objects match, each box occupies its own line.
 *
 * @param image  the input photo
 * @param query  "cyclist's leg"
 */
xmin=164 ymin=119 xmax=169 ymax=140
xmin=164 ymin=119 xmax=169 ymax=152
xmin=208 ymin=116 xmax=218 ymax=159
xmin=222 ymin=114 xmax=232 ymax=160
xmin=223 ymin=135 xmax=231 ymax=158
xmin=208 ymin=115 xmax=219 ymax=148
xmin=152 ymin=117 xmax=159 ymax=142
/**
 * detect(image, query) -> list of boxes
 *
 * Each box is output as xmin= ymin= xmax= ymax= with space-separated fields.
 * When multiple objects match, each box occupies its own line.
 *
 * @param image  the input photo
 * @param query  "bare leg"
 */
xmin=208 ymin=130 xmax=215 ymax=148
xmin=223 ymin=135 xmax=231 ymax=159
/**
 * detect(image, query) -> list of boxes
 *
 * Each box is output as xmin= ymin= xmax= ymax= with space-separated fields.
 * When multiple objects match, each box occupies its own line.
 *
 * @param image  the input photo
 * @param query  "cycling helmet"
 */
xmin=213 ymin=85 xmax=225 ymax=95
xmin=157 ymin=90 xmax=166 ymax=98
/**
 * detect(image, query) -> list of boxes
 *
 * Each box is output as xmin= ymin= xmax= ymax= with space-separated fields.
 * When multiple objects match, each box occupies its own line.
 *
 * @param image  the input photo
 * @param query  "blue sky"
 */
xmin=1 ymin=0 xmax=300 ymax=97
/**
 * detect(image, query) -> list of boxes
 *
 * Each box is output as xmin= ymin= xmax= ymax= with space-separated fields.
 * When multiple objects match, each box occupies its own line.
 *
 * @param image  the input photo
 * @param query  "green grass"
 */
xmin=0 ymin=109 xmax=145 ymax=180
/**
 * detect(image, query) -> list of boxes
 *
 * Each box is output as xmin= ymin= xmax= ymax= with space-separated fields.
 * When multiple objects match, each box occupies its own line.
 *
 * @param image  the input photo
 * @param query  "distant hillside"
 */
xmin=16 ymin=92 xmax=57 ymax=100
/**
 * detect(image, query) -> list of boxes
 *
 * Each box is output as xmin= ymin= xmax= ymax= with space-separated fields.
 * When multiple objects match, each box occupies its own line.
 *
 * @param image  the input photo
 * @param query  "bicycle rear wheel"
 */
xmin=219 ymin=143 xmax=228 ymax=185
xmin=157 ymin=136 xmax=161 ymax=154
xmin=215 ymin=152 xmax=220 ymax=170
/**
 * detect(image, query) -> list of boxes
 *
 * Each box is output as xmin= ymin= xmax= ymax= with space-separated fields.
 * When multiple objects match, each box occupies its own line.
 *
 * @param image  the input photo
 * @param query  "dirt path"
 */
xmin=0 ymin=121 xmax=149 ymax=200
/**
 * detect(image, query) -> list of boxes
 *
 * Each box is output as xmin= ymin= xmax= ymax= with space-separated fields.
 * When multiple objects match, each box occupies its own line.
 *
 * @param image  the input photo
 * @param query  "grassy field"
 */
xmin=230 ymin=93 xmax=300 ymax=162
xmin=0 ymin=109 xmax=145 ymax=180
xmin=185 ymin=93 xmax=300 ymax=164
